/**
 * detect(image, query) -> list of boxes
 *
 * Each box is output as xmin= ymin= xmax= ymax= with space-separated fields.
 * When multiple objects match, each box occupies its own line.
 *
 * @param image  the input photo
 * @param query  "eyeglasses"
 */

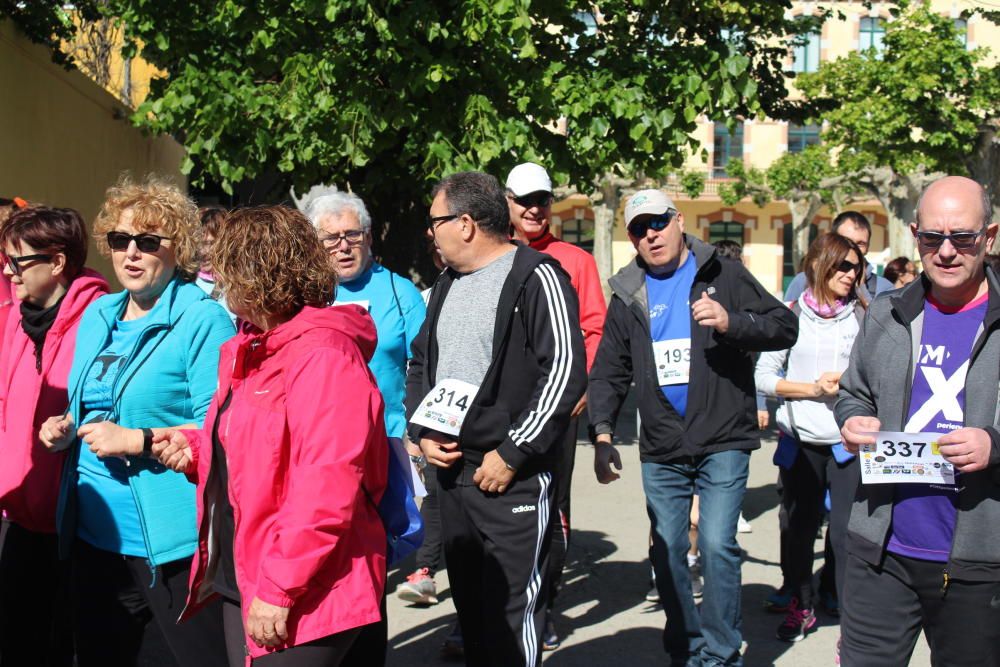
xmin=914 ymin=228 xmax=985 ymax=251
xmin=320 ymin=230 xmax=366 ymax=248
xmin=427 ymin=214 xmax=461 ymax=234
xmin=4 ymin=253 xmax=52 ymax=276
xmin=627 ymin=210 xmax=677 ymax=237
xmin=510 ymin=192 xmax=553 ymax=209
xmin=836 ymin=259 xmax=862 ymax=275
xmin=106 ymin=231 xmax=170 ymax=253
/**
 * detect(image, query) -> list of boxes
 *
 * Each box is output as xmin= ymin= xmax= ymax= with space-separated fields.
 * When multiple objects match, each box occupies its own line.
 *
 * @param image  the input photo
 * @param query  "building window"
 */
xmin=712 ymin=121 xmax=744 ymax=178
xmin=954 ymin=18 xmax=968 ymax=47
xmin=859 ymin=17 xmax=886 ymax=56
xmin=788 ymin=124 xmax=820 ymax=153
xmin=709 ymin=221 xmax=744 ymax=245
xmin=559 ymin=213 xmax=594 ymax=251
xmin=793 ymin=30 xmax=821 ymax=73
xmin=782 ymin=222 xmax=819 ymax=290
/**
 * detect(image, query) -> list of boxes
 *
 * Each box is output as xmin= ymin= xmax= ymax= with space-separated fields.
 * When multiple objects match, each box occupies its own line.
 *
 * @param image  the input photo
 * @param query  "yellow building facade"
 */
xmin=552 ymin=0 xmax=1000 ymax=296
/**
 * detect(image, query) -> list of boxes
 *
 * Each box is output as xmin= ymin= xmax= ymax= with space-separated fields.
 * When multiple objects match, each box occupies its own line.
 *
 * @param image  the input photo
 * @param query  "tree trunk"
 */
xmin=855 ymin=167 xmax=943 ymax=261
xmin=591 ymin=174 xmax=622 ymax=302
xmin=788 ymin=193 xmax=822 ymax=273
xmin=966 ymin=120 xmax=1000 ymax=222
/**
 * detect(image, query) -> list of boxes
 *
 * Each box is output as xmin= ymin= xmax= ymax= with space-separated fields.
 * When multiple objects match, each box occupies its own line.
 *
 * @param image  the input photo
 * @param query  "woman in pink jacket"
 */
xmin=154 ymin=205 xmax=388 ymax=666
xmin=0 ymin=206 xmax=108 ymax=665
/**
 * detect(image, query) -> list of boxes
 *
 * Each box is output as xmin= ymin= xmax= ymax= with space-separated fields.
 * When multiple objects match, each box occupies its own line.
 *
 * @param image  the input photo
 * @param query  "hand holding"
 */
xmin=757 ymin=410 xmax=770 ymax=430
xmin=77 ymin=421 xmax=142 ymax=458
xmin=937 ymin=427 xmax=993 ymax=474
xmin=152 ymin=430 xmax=193 ymax=473
xmin=245 ymin=596 xmax=289 ymax=648
xmin=692 ymin=291 xmax=729 ymax=334
xmin=473 ymin=449 xmax=516 ymax=494
xmin=817 ymin=372 xmax=842 ymax=396
xmin=841 ymin=415 xmax=881 ymax=455
xmin=418 ymin=432 xmax=462 ymax=468
xmin=39 ymin=414 xmax=76 ymax=452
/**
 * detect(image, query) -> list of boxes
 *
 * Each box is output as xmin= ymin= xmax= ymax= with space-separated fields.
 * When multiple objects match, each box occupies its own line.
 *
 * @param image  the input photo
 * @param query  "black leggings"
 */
xmin=222 ymin=600 xmax=360 ymax=667
xmin=71 ymin=539 xmax=227 ymax=667
xmin=0 ymin=521 xmax=73 ymax=667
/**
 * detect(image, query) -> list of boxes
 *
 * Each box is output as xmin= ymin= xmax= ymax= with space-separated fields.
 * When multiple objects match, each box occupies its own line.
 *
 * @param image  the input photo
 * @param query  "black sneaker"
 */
xmin=689 ymin=558 xmax=703 ymax=599
xmin=542 ymin=617 xmax=560 ymax=651
xmin=775 ymin=597 xmax=817 ymax=642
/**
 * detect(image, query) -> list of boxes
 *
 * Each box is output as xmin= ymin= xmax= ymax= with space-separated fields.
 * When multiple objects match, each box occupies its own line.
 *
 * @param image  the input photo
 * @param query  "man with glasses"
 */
xmin=304 ymin=192 xmax=426 ymax=665
xmin=405 ymin=171 xmax=586 ymax=667
xmin=784 ymin=211 xmax=894 ymax=302
xmin=837 ymin=176 xmax=1000 ymax=665
xmin=505 ymin=162 xmax=606 ymax=650
xmin=588 ymin=189 xmax=797 ymax=666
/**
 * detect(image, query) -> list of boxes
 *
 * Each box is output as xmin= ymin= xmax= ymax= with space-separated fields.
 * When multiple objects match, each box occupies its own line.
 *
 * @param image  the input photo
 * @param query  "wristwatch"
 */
xmin=141 ymin=428 xmax=154 ymax=458
xmin=409 ymin=454 xmax=427 ymax=471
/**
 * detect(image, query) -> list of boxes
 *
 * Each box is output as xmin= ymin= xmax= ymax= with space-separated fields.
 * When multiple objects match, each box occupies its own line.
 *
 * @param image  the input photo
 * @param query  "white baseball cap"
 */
xmin=505 ymin=162 xmax=553 ymax=196
xmin=624 ymin=189 xmax=677 ymax=226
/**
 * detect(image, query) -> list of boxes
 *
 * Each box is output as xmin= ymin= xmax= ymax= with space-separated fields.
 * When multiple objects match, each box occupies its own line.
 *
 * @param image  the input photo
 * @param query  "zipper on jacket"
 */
xmin=941 ymin=568 xmax=950 ymax=597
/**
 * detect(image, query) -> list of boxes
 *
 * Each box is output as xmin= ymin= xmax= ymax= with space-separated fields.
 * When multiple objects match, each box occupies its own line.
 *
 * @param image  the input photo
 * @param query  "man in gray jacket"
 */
xmin=836 ymin=176 xmax=1000 ymax=665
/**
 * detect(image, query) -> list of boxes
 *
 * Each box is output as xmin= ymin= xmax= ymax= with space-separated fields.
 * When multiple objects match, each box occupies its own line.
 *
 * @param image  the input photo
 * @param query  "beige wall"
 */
xmin=0 ymin=21 xmax=185 ymax=284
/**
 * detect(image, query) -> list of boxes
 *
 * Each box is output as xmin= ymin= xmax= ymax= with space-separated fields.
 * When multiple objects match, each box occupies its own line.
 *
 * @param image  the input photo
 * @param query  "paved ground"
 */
xmin=386 ymin=406 xmax=932 ymax=667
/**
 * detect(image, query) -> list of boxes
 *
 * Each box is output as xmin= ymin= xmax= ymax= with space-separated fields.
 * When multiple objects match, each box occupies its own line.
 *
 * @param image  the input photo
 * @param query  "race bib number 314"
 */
xmin=860 ymin=431 xmax=954 ymax=485
xmin=408 ymin=378 xmax=479 ymax=437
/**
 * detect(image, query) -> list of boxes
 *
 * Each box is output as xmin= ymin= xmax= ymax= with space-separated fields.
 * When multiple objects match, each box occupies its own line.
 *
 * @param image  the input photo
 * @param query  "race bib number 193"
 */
xmin=860 ymin=431 xmax=954 ymax=485
xmin=653 ymin=338 xmax=691 ymax=386
xmin=408 ymin=378 xmax=479 ymax=437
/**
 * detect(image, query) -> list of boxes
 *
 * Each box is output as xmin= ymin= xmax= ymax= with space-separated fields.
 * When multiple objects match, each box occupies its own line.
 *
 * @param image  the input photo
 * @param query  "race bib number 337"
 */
xmin=860 ymin=431 xmax=954 ymax=485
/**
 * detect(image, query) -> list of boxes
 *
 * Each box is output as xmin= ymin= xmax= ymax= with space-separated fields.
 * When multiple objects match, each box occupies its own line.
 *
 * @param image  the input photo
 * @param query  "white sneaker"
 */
xmin=737 ymin=513 xmax=752 ymax=533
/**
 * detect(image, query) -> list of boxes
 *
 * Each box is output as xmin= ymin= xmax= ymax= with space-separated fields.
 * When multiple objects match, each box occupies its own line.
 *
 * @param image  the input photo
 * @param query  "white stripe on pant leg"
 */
xmin=521 ymin=472 xmax=551 ymax=667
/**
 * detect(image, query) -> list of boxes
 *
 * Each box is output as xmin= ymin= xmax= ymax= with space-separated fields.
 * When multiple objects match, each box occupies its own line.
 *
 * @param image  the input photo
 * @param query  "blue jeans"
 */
xmin=642 ymin=450 xmax=750 ymax=667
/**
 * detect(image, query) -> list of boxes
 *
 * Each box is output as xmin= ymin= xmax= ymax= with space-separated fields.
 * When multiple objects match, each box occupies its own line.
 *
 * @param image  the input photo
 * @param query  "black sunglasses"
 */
xmin=106 ymin=231 xmax=170 ymax=253
xmin=627 ymin=210 xmax=677 ymax=237
xmin=510 ymin=192 xmax=553 ymax=209
xmin=836 ymin=259 xmax=862 ymax=275
xmin=914 ymin=229 xmax=985 ymax=251
xmin=4 ymin=253 xmax=52 ymax=276
xmin=427 ymin=214 xmax=461 ymax=232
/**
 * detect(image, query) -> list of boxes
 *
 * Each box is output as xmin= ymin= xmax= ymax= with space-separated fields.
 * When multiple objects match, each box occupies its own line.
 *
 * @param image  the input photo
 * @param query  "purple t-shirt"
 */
xmin=887 ymin=292 xmax=988 ymax=562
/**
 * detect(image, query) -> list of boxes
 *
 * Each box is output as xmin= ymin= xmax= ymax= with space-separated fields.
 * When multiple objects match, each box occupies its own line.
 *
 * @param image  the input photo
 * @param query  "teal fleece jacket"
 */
xmin=56 ymin=278 xmax=235 ymax=566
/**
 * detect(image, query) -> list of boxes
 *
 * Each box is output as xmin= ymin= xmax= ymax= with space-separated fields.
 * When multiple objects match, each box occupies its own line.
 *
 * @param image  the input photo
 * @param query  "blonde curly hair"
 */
xmin=93 ymin=176 xmax=199 ymax=280
xmin=213 ymin=206 xmax=336 ymax=321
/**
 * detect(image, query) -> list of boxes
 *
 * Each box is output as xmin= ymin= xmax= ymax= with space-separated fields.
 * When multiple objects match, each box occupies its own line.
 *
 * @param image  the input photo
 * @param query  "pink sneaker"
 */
xmin=775 ymin=596 xmax=817 ymax=642
xmin=396 ymin=567 xmax=439 ymax=605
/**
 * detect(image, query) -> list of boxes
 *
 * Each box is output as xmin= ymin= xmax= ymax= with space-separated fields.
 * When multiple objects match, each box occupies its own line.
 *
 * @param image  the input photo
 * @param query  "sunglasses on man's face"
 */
xmin=511 ymin=192 xmax=553 ymax=209
xmin=914 ymin=229 xmax=985 ymax=251
xmin=627 ymin=210 xmax=677 ymax=238
xmin=106 ymin=231 xmax=170 ymax=253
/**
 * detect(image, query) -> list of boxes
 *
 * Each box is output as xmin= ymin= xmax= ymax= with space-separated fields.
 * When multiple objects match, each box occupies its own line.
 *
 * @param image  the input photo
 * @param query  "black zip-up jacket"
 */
xmin=588 ymin=235 xmax=798 ymax=462
xmin=405 ymin=244 xmax=587 ymax=475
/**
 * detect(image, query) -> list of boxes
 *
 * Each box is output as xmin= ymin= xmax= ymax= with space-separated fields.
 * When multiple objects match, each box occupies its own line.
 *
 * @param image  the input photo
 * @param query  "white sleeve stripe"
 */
xmin=508 ymin=263 xmax=574 ymax=445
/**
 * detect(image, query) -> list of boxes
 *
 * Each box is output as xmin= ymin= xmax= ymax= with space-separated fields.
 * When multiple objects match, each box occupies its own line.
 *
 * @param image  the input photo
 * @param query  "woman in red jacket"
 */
xmin=154 ymin=205 xmax=388 ymax=666
xmin=0 ymin=206 xmax=109 ymax=665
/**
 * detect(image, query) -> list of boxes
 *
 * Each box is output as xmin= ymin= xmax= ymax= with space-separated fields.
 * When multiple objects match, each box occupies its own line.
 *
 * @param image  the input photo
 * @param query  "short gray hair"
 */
xmin=304 ymin=192 xmax=372 ymax=233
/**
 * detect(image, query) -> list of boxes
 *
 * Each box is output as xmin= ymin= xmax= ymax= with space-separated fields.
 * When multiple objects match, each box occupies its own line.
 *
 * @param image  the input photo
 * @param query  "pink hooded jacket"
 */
xmin=0 ymin=269 xmax=109 ymax=532
xmin=181 ymin=305 xmax=388 ymax=661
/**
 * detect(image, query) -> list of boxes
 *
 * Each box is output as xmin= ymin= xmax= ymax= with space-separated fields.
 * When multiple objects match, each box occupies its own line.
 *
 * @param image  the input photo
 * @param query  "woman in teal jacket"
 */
xmin=39 ymin=179 xmax=234 ymax=667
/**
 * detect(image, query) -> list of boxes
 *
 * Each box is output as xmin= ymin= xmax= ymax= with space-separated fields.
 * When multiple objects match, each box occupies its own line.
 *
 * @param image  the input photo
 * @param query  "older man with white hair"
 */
xmin=304 ymin=192 xmax=427 ymax=666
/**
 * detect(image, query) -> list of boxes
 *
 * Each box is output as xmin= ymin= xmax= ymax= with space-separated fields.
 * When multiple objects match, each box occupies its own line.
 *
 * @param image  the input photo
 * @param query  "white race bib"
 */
xmin=334 ymin=299 xmax=371 ymax=312
xmin=408 ymin=379 xmax=479 ymax=437
xmin=860 ymin=431 xmax=955 ymax=485
xmin=653 ymin=338 xmax=691 ymax=386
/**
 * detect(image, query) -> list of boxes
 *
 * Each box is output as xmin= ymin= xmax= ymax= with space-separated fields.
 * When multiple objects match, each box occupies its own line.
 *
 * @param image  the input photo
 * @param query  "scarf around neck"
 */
xmin=801 ymin=287 xmax=849 ymax=319
xmin=20 ymin=293 xmax=66 ymax=371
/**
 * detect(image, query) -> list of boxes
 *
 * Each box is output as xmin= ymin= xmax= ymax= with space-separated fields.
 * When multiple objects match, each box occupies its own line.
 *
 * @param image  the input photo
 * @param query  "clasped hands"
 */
xmin=417 ymin=432 xmax=514 ymax=494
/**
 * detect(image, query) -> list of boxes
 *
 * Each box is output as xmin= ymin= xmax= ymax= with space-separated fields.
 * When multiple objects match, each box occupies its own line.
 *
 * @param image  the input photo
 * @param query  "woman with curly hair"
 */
xmin=153 ymin=205 xmax=389 ymax=666
xmin=37 ymin=178 xmax=234 ymax=666
xmin=0 ymin=206 xmax=108 ymax=666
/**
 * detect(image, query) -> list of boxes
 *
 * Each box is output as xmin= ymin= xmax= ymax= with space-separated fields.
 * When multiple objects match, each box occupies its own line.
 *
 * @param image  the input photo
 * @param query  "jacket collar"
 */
xmin=93 ymin=275 xmax=200 ymax=330
xmin=608 ymin=234 xmax=717 ymax=308
xmin=890 ymin=266 xmax=1000 ymax=329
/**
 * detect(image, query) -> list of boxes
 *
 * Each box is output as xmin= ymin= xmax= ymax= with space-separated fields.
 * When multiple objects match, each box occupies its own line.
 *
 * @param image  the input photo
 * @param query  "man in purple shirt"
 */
xmin=837 ymin=176 xmax=1000 ymax=666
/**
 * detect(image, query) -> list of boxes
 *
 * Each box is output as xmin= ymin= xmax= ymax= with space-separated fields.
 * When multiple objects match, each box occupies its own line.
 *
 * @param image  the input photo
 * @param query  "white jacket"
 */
xmin=755 ymin=299 xmax=861 ymax=444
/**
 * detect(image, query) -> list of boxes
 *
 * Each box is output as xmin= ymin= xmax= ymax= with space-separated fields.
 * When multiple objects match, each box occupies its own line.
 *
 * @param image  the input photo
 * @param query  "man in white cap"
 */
xmin=505 ymin=162 xmax=606 ymax=650
xmin=588 ymin=190 xmax=797 ymax=666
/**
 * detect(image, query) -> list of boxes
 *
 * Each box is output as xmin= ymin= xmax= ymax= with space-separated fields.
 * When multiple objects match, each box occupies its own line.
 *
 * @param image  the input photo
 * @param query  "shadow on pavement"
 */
xmin=741 ymin=582 xmax=841 ymax=667
xmin=543 ymin=627 xmax=664 ymax=666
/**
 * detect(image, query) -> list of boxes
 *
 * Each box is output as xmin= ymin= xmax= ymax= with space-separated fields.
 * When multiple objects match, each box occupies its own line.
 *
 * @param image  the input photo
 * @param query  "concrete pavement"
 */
xmin=386 ymin=415 xmax=932 ymax=666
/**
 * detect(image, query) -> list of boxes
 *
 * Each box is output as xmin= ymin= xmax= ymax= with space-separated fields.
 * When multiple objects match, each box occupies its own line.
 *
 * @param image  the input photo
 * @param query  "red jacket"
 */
xmin=530 ymin=232 xmax=607 ymax=370
xmin=182 ymin=305 xmax=389 ymax=659
xmin=0 ymin=269 xmax=109 ymax=532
